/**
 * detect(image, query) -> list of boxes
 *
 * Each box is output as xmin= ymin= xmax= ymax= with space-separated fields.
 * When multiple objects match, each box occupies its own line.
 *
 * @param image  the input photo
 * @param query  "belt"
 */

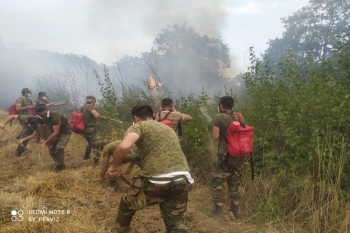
xmin=141 ymin=175 xmax=187 ymax=183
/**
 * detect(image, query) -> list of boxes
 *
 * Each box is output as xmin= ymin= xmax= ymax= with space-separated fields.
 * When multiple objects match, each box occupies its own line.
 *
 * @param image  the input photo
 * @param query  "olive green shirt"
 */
xmin=102 ymin=140 xmax=141 ymax=167
xmin=212 ymin=112 xmax=242 ymax=155
xmin=37 ymin=111 xmax=71 ymax=134
xmin=81 ymin=103 xmax=96 ymax=127
xmin=124 ymin=120 xmax=190 ymax=177
xmin=155 ymin=111 xmax=187 ymax=135
xmin=16 ymin=96 xmax=33 ymax=115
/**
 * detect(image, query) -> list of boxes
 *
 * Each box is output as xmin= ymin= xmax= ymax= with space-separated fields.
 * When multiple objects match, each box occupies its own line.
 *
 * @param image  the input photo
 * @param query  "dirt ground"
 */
xmin=0 ymin=110 xmax=266 ymax=233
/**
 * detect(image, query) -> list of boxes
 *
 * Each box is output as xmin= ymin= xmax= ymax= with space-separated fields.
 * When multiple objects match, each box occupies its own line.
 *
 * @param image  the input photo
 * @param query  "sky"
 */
xmin=0 ymin=0 xmax=309 ymax=77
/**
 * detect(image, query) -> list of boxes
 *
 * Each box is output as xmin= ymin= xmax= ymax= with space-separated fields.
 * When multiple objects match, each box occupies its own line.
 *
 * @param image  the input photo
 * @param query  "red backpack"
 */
xmin=70 ymin=111 xmax=85 ymax=133
xmin=158 ymin=112 xmax=172 ymax=128
xmin=8 ymin=104 xmax=18 ymax=115
xmin=225 ymin=113 xmax=254 ymax=157
xmin=9 ymin=97 xmax=36 ymax=115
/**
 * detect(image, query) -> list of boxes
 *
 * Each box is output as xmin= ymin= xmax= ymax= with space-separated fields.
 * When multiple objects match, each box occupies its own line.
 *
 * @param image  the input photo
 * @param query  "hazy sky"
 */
xmin=0 ymin=0 xmax=309 ymax=76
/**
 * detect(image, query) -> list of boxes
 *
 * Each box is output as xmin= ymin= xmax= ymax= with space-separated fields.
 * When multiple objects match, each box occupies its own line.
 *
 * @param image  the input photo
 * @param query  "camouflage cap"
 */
xmin=21 ymin=88 xmax=32 ymax=94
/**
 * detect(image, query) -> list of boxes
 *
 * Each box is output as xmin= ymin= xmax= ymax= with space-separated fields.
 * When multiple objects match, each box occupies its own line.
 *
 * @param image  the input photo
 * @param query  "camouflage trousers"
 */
xmin=15 ymin=124 xmax=35 ymax=156
xmin=82 ymin=127 xmax=102 ymax=160
xmin=114 ymin=176 xmax=192 ymax=233
xmin=210 ymin=154 xmax=248 ymax=204
xmin=46 ymin=133 xmax=71 ymax=166
xmin=84 ymin=144 xmax=93 ymax=158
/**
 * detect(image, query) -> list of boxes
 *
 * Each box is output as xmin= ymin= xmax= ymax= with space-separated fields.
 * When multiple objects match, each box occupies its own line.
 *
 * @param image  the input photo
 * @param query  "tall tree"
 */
xmin=266 ymin=0 xmax=350 ymax=67
xmin=114 ymin=24 xmax=232 ymax=96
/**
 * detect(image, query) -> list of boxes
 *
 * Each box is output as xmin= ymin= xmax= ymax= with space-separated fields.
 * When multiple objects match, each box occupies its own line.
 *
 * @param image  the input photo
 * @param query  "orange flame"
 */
xmin=148 ymin=75 xmax=161 ymax=89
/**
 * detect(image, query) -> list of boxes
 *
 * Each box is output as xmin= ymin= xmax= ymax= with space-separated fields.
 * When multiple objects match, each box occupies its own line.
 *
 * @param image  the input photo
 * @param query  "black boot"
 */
xmin=83 ymin=151 xmax=91 ymax=160
xmin=230 ymin=204 xmax=241 ymax=219
xmin=109 ymin=180 xmax=119 ymax=191
xmin=211 ymin=204 xmax=224 ymax=219
xmin=93 ymin=159 xmax=99 ymax=167
xmin=83 ymin=145 xmax=92 ymax=160
xmin=53 ymin=164 xmax=66 ymax=172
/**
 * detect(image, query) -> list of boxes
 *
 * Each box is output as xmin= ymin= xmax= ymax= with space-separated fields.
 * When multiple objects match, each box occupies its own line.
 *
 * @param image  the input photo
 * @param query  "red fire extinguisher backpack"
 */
xmin=225 ymin=113 xmax=254 ymax=157
xmin=9 ymin=97 xmax=36 ymax=115
xmin=8 ymin=104 xmax=18 ymax=115
xmin=70 ymin=111 xmax=85 ymax=133
xmin=157 ymin=112 xmax=173 ymax=128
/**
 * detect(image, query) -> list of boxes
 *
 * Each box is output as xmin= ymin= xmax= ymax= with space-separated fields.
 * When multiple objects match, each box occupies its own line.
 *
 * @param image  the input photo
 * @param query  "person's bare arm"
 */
xmin=108 ymin=133 xmax=140 ymax=177
xmin=19 ymin=131 xmax=38 ymax=144
xmin=90 ymin=110 xmax=110 ymax=120
xmin=49 ymin=101 xmax=68 ymax=106
xmin=184 ymin=114 xmax=193 ymax=122
xmin=16 ymin=103 xmax=33 ymax=111
xmin=90 ymin=110 xmax=101 ymax=118
xmin=42 ymin=125 xmax=60 ymax=147
xmin=212 ymin=126 xmax=220 ymax=140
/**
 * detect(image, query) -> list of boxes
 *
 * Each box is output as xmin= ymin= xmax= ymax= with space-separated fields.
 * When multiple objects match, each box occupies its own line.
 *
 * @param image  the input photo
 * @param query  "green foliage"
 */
xmin=94 ymin=66 xmax=124 ymax=138
xmin=241 ymin=41 xmax=350 ymax=229
xmin=175 ymin=91 xmax=213 ymax=176
xmin=94 ymin=66 xmax=118 ymax=119
xmin=266 ymin=0 xmax=350 ymax=70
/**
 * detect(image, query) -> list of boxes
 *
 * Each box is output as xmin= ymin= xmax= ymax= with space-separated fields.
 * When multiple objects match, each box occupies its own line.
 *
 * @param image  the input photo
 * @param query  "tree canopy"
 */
xmin=115 ymin=24 xmax=233 ymax=97
xmin=265 ymin=0 xmax=350 ymax=67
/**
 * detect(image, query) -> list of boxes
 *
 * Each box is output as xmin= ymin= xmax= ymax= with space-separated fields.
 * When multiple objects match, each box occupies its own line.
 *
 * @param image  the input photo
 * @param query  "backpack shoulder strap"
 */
xmin=224 ymin=112 xmax=235 ymax=121
xmin=157 ymin=112 xmax=162 ymax=122
xmin=161 ymin=111 xmax=172 ymax=121
xmin=235 ymin=112 xmax=243 ymax=123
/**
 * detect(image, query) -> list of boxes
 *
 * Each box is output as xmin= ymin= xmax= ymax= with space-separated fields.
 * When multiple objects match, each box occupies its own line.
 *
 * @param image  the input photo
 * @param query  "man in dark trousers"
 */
xmin=35 ymin=104 xmax=71 ymax=172
xmin=81 ymin=95 xmax=110 ymax=166
xmin=211 ymin=96 xmax=247 ymax=219
xmin=0 ymin=114 xmax=39 ymax=156
xmin=108 ymin=104 xmax=193 ymax=233
xmin=15 ymin=88 xmax=35 ymax=140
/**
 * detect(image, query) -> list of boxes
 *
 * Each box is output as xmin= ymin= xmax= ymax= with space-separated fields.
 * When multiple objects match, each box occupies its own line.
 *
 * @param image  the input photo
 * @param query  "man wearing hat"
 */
xmin=16 ymin=88 xmax=34 ymax=115
xmin=33 ymin=91 xmax=69 ymax=144
xmin=81 ymin=95 xmax=110 ymax=166
xmin=14 ymin=88 xmax=35 ymax=140
xmin=35 ymin=104 xmax=71 ymax=172
xmin=210 ymin=96 xmax=247 ymax=220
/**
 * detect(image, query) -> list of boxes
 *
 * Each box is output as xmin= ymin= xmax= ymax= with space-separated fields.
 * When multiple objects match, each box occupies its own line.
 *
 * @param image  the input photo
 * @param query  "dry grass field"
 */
xmin=0 ymin=110 xmax=258 ymax=233
xmin=1 ymin=109 xmax=347 ymax=233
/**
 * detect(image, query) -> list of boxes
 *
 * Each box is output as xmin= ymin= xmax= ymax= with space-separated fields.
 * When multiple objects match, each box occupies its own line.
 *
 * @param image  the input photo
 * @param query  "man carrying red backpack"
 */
xmin=155 ymin=98 xmax=192 ymax=136
xmin=11 ymin=88 xmax=35 ymax=139
xmin=210 ymin=96 xmax=250 ymax=220
xmin=80 ymin=95 xmax=110 ymax=166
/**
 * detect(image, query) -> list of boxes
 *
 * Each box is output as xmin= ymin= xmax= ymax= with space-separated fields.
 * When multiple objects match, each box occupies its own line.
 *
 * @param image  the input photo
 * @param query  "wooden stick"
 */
xmin=1 ymin=128 xmax=32 ymax=152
